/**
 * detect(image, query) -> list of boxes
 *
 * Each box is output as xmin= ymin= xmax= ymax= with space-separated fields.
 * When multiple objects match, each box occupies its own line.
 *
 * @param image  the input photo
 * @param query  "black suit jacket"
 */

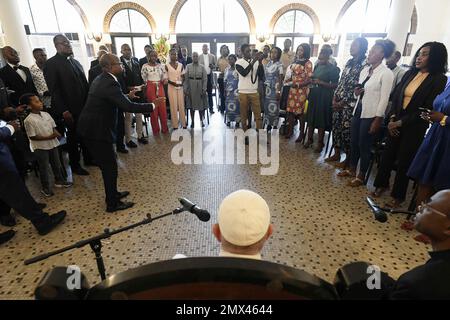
xmin=44 ymin=53 xmax=89 ymax=116
xmin=77 ymin=73 xmax=153 ymax=143
xmin=0 ymin=77 xmax=10 ymax=109
xmin=390 ymin=69 xmax=447 ymax=132
xmin=0 ymin=64 xmax=38 ymax=106
xmin=121 ymin=56 xmax=143 ymax=90
xmin=88 ymin=65 xmax=103 ymax=86
xmin=390 ymin=250 xmax=450 ymax=300
xmin=90 ymin=59 xmax=99 ymax=70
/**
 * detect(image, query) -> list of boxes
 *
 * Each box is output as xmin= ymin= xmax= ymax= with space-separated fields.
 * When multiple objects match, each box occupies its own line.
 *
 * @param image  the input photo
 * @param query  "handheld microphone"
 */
xmin=179 ymin=198 xmax=211 ymax=222
xmin=366 ymin=197 xmax=388 ymax=223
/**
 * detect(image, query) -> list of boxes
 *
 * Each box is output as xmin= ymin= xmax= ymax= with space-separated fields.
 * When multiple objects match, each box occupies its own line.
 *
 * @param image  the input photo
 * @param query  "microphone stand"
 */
xmin=24 ymin=207 xmax=185 ymax=281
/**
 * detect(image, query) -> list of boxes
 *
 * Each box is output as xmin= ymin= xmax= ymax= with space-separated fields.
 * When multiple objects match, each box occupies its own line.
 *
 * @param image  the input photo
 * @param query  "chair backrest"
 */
xmin=86 ymin=257 xmax=338 ymax=300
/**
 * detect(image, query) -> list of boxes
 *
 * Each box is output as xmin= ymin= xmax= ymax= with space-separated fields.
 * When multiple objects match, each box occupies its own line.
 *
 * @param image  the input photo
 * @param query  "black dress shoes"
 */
xmin=106 ymin=201 xmax=135 ymax=213
xmin=117 ymin=191 xmax=130 ymax=200
xmin=0 ymin=230 xmax=16 ymax=245
xmin=126 ymin=141 xmax=138 ymax=148
xmin=72 ymin=167 xmax=90 ymax=176
xmin=117 ymin=146 xmax=129 ymax=154
xmin=34 ymin=211 xmax=67 ymax=236
xmin=0 ymin=214 xmax=16 ymax=227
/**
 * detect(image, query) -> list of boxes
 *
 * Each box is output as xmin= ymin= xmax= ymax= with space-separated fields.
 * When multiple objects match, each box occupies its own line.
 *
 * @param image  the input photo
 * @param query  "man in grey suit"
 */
xmin=198 ymin=44 xmax=217 ymax=114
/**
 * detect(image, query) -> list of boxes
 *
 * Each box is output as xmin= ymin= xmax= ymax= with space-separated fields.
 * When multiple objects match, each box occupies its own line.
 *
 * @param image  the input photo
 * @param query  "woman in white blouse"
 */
xmin=338 ymin=39 xmax=395 ymax=187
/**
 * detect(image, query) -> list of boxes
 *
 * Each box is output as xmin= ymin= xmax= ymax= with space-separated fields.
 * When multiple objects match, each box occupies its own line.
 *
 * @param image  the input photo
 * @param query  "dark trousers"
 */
xmin=0 ymin=169 xmax=48 ymax=226
xmin=34 ymin=148 xmax=65 ymax=191
xmin=66 ymin=115 xmax=92 ymax=169
xmin=374 ymin=128 xmax=425 ymax=201
xmin=116 ymin=111 xmax=125 ymax=149
xmin=218 ymin=77 xmax=225 ymax=112
xmin=84 ymin=140 xmax=118 ymax=207
xmin=207 ymin=73 xmax=213 ymax=109
xmin=350 ymin=106 xmax=377 ymax=177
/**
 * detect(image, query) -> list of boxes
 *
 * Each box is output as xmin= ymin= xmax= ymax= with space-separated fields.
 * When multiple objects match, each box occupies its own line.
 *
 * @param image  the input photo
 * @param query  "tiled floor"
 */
xmin=0 ymin=112 xmax=429 ymax=299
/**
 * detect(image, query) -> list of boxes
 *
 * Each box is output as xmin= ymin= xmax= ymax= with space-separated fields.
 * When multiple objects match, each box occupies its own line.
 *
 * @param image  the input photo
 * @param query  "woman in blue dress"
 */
xmin=408 ymin=80 xmax=450 ymax=206
xmin=263 ymin=47 xmax=284 ymax=130
xmin=224 ymin=54 xmax=241 ymax=127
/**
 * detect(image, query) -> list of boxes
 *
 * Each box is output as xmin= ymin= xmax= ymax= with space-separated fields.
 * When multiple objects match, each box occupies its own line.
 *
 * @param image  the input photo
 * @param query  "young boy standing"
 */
xmin=22 ymin=94 xmax=72 ymax=197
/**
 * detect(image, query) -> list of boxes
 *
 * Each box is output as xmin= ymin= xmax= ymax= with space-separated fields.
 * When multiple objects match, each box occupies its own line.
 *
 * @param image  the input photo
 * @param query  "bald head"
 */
xmin=415 ymin=190 xmax=450 ymax=246
xmin=100 ymin=54 xmax=123 ymax=76
xmin=53 ymin=34 xmax=73 ymax=56
xmin=2 ymin=46 xmax=20 ymax=65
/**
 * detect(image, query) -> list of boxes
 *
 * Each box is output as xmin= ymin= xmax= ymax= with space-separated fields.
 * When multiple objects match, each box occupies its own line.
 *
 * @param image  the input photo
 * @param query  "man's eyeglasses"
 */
xmin=418 ymin=202 xmax=448 ymax=218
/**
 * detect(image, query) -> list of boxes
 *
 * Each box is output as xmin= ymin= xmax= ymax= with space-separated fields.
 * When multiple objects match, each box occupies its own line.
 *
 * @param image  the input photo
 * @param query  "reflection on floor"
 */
xmin=0 ymin=112 xmax=428 ymax=299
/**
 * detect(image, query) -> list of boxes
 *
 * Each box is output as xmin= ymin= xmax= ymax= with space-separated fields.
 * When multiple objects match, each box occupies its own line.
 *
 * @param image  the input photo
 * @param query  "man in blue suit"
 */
xmin=0 ymin=116 xmax=67 ymax=245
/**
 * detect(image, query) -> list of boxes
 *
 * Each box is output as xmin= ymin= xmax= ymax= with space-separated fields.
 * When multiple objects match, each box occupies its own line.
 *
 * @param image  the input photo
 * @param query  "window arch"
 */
xmin=171 ymin=0 xmax=256 ymax=33
xmin=18 ymin=0 xmax=88 ymax=33
xmin=270 ymin=4 xmax=320 ymax=52
xmin=103 ymin=2 xmax=156 ymax=57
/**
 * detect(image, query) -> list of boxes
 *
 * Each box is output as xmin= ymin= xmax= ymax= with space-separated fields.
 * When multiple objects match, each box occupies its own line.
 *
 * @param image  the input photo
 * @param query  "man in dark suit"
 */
xmin=78 ymin=54 xmax=153 ymax=213
xmin=0 ymin=119 xmax=66 ymax=245
xmin=0 ymin=46 xmax=38 ymax=107
xmin=44 ymin=34 xmax=92 ymax=176
xmin=89 ymin=50 xmax=128 ymax=154
xmin=389 ymin=190 xmax=450 ymax=299
xmin=120 ymin=43 xmax=148 ymax=147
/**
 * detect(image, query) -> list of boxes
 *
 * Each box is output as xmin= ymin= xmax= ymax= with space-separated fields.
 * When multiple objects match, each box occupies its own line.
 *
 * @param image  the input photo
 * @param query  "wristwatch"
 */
xmin=440 ymin=115 xmax=448 ymax=127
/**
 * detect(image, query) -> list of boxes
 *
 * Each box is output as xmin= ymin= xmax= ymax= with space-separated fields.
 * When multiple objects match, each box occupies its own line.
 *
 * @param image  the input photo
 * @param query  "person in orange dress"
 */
xmin=285 ymin=44 xmax=314 ymax=141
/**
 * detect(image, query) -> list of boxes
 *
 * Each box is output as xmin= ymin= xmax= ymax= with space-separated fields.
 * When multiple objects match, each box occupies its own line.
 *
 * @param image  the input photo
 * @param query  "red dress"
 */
xmin=286 ymin=61 xmax=313 ymax=115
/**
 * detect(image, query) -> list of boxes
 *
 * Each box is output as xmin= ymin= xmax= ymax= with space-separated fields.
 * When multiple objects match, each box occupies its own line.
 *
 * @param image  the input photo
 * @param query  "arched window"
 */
xmin=272 ymin=9 xmax=315 ymax=51
xmin=18 ymin=0 xmax=85 ymax=33
xmin=175 ymin=0 xmax=250 ymax=33
xmin=105 ymin=4 xmax=154 ymax=57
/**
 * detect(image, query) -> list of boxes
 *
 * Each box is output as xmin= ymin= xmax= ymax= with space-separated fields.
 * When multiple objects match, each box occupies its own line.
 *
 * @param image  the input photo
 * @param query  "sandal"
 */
xmin=347 ymin=177 xmax=364 ymax=187
xmin=385 ymin=199 xmax=404 ymax=209
xmin=325 ymin=154 xmax=341 ymax=163
xmin=334 ymin=161 xmax=347 ymax=169
xmin=337 ymin=170 xmax=353 ymax=178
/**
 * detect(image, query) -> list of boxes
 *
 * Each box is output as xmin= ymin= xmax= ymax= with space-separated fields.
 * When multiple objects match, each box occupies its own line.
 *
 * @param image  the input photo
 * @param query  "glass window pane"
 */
xmin=274 ymin=11 xmax=296 ymax=34
xmin=129 ymin=9 xmax=152 ymax=33
xmin=114 ymin=37 xmax=132 ymax=55
xmin=176 ymin=0 xmax=201 ymax=33
xmin=132 ymin=37 xmax=151 ymax=58
xmin=54 ymin=0 xmax=84 ymax=32
xmin=192 ymin=42 xmax=210 ymax=56
xmin=200 ymin=0 xmax=223 ymax=33
xmin=340 ymin=0 xmax=367 ymax=33
xmin=224 ymin=0 xmax=249 ymax=33
xmin=110 ymin=10 xmax=131 ymax=33
xmin=28 ymin=0 xmax=59 ymax=33
xmin=18 ymin=0 xmax=36 ymax=33
xmin=294 ymin=11 xmax=314 ymax=34
xmin=364 ymin=0 xmax=391 ymax=33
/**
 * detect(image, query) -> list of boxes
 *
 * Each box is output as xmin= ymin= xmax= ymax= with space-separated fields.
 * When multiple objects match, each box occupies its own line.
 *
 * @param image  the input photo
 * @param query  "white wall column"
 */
xmin=387 ymin=0 xmax=416 ymax=54
xmin=0 ymin=0 xmax=33 ymax=66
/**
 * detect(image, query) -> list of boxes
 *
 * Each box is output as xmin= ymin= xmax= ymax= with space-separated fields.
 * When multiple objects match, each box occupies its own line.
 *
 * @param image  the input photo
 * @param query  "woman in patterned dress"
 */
xmin=224 ymin=54 xmax=241 ymax=127
xmin=263 ymin=47 xmax=284 ymax=130
xmin=326 ymin=38 xmax=368 ymax=166
xmin=285 ymin=44 xmax=314 ymax=141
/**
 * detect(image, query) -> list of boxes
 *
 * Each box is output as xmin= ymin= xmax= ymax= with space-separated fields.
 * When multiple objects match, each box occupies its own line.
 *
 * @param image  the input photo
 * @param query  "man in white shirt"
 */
xmin=30 ymin=48 xmax=52 ymax=108
xmin=198 ymin=44 xmax=217 ymax=114
xmin=236 ymin=44 xmax=265 ymax=134
xmin=213 ymin=190 xmax=274 ymax=260
xmin=386 ymin=51 xmax=407 ymax=93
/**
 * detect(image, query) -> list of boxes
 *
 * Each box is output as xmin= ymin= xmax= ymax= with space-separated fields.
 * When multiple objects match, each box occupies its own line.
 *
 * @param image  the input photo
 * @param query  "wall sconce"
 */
xmin=322 ymin=33 xmax=337 ymax=43
xmin=256 ymin=33 xmax=271 ymax=43
xmin=87 ymin=32 xmax=103 ymax=42
xmin=155 ymin=33 xmax=171 ymax=41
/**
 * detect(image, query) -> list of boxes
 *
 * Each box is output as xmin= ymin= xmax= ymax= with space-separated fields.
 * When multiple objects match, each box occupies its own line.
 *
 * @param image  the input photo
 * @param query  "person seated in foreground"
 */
xmin=389 ymin=190 xmax=450 ymax=300
xmin=213 ymin=190 xmax=274 ymax=260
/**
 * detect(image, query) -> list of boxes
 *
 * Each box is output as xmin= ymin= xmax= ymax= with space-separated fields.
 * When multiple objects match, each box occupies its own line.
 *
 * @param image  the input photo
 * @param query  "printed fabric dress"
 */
xmin=224 ymin=66 xmax=241 ymax=123
xmin=407 ymin=83 xmax=450 ymax=190
xmin=263 ymin=60 xmax=284 ymax=127
xmin=286 ymin=61 xmax=314 ymax=115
